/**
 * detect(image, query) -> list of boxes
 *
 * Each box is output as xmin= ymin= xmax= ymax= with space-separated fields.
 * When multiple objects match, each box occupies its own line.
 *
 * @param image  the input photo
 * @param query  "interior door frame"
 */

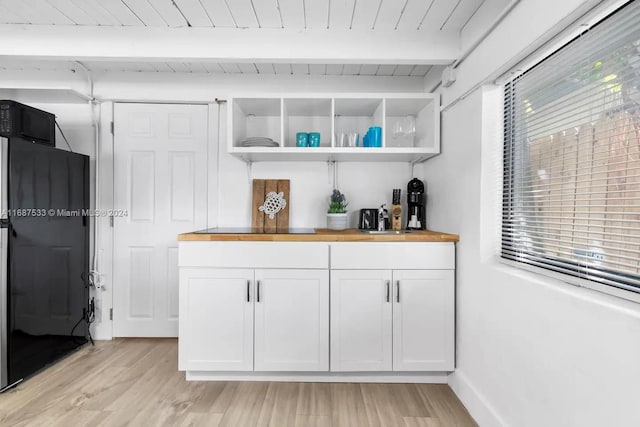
xmin=93 ymin=101 xmax=220 ymax=340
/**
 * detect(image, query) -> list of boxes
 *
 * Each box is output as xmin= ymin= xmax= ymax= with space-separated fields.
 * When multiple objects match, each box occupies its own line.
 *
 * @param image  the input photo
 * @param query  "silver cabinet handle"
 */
xmin=257 ymin=280 xmax=261 ymax=302
xmin=247 ymin=280 xmax=251 ymax=302
xmin=396 ymin=280 xmax=400 ymax=303
xmin=386 ymin=280 xmax=390 ymax=302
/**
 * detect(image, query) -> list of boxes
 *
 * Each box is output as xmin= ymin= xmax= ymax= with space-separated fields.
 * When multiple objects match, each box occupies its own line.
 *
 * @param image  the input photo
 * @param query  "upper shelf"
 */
xmin=228 ymin=93 xmax=440 ymax=163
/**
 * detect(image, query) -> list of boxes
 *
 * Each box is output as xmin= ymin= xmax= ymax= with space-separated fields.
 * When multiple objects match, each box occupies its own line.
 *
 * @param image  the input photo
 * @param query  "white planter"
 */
xmin=327 ymin=213 xmax=349 ymax=230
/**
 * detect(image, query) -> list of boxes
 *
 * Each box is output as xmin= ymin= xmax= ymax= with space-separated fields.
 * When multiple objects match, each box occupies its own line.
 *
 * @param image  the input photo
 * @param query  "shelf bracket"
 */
xmin=410 ymin=156 xmax=431 ymax=166
xmin=327 ymin=161 xmax=337 ymax=188
xmin=246 ymin=161 xmax=253 ymax=182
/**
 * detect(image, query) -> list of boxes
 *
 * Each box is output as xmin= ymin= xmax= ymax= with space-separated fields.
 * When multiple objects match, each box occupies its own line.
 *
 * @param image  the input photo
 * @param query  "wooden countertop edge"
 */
xmin=178 ymin=229 xmax=459 ymax=242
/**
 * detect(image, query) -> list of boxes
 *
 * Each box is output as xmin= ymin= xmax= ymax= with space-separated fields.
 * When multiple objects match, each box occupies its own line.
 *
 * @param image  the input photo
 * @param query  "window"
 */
xmin=502 ymin=1 xmax=640 ymax=294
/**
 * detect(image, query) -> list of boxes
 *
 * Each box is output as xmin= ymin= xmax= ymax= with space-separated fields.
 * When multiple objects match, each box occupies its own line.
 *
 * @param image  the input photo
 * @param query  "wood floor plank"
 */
xmin=0 ymin=343 xmax=132 ymax=425
xmin=187 ymin=381 xmax=228 ymax=414
xmin=13 ymin=416 xmax=58 ymax=427
xmin=218 ymin=382 xmax=270 ymax=427
xmin=208 ymin=382 xmax=239 ymax=414
xmin=126 ymin=357 xmax=206 ymax=426
xmin=86 ymin=342 xmax=175 ymax=413
xmin=361 ymin=383 xmax=433 ymax=426
xmin=0 ymin=341 xmax=112 ymax=411
xmin=51 ymin=410 xmax=109 ymax=427
xmin=415 ymin=384 xmax=478 ymax=427
xmin=103 ymin=340 xmax=177 ymax=412
xmin=257 ymin=382 xmax=300 ymax=426
xmin=329 ymin=383 xmax=368 ymax=427
xmin=295 ymin=414 xmax=332 ymax=427
xmin=0 ymin=339 xmax=477 ymax=427
xmin=178 ymin=412 xmax=224 ymax=427
xmin=296 ymin=383 xmax=331 ymax=416
xmin=403 ymin=416 xmax=445 ymax=427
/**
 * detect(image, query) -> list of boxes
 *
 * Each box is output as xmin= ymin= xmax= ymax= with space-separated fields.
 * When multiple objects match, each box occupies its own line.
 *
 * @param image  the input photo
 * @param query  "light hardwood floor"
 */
xmin=0 ymin=339 xmax=477 ymax=427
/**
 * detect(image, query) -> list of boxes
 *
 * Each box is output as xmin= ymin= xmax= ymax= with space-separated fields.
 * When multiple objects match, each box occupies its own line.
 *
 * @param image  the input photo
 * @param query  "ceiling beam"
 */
xmin=0 ymin=25 xmax=459 ymax=65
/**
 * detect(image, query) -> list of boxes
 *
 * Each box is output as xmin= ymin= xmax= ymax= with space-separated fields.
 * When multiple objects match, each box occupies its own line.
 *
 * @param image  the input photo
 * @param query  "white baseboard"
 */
xmin=186 ymin=371 xmax=449 ymax=383
xmin=448 ymin=370 xmax=507 ymax=427
xmin=90 ymin=323 xmax=113 ymax=341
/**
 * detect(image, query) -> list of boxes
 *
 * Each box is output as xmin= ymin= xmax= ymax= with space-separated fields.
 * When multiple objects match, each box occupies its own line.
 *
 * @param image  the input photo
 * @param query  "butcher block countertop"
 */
xmin=178 ymin=228 xmax=459 ymax=242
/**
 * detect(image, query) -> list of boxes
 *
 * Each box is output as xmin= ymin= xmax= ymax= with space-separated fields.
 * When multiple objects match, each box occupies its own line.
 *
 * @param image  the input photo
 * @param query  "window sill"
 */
xmin=493 ymin=256 xmax=640 ymax=306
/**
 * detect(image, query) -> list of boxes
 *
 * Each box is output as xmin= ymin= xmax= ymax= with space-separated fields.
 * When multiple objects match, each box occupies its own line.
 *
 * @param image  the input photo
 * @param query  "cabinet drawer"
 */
xmin=179 ymin=242 xmax=329 ymax=269
xmin=330 ymin=243 xmax=454 ymax=270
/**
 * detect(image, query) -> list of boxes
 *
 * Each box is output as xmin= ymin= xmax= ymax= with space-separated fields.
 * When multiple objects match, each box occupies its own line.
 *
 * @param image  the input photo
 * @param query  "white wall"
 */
xmin=1 ymin=70 xmax=428 ymax=338
xmin=217 ymin=112 xmax=417 ymax=229
xmin=91 ymin=72 xmax=425 ymax=229
xmin=423 ymin=0 xmax=640 ymax=426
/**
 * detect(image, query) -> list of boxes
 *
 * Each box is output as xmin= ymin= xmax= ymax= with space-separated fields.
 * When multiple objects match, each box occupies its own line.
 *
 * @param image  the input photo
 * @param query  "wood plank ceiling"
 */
xmin=0 ymin=0 xmax=487 ymax=76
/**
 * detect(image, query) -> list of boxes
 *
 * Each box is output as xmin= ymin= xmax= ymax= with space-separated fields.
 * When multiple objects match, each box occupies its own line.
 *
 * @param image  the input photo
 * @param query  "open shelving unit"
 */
xmin=228 ymin=93 xmax=440 ymax=163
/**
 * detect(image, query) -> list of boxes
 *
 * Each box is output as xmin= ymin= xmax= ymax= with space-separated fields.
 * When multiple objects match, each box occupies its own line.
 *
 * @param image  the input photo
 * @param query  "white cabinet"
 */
xmin=392 ymin=270 xmax=455 ymax=371
xmin=330 ymin=270 xmax=393 ymax=371
xmin=179 ymin=266 xmax=329 ymax=373
xmin=329 ymin=243 xmax=455 ymax=373
xmin=178 ymin=268 xmax=254 ymax=371
xmin=254 ymin=270 xmax=329 ymax=371
xmin=228 ymin=93 xmax=440 ymax=163
xmin=178 ymin=241 xmax=455 ymax=379
xmin=330 ymin=269 xmax=454 ymax=372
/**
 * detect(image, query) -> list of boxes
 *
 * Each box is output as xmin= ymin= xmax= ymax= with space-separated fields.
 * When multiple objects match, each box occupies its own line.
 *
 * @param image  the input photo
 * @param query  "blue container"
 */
xmin=368 ymin=126 xmax=382 ymax=147
xmin=296 ymin=132 xmax=309 ymax=147
xmin=309 ymin=132 xmax=321 ymax=147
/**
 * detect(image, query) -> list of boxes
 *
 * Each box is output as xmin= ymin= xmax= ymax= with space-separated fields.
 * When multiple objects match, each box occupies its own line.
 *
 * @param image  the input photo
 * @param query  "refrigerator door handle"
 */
xmin=0 ymin=226 xmax=8 ymax=389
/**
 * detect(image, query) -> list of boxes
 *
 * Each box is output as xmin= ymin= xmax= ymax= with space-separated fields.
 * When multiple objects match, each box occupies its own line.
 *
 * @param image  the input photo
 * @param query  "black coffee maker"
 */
xmin=406 ymin=178 xmax=426 ymax=230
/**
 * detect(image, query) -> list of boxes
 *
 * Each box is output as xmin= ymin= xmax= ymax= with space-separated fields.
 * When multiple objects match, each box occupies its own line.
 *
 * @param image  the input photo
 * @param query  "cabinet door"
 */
xmin=178 ymin=268 xmax=254 ymax=371
xmin=330 ymin=270 xmax=393 ymax=372
xmin=392 ymin=270 xmax=454 ymax=371
xmin=254 ymin=269 xmax=329 ymax=371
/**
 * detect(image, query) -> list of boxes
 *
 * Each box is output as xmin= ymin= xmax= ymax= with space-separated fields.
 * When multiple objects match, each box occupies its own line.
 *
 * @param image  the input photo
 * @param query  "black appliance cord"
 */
xmin=70 ymin=297 xmax=95 ymax=346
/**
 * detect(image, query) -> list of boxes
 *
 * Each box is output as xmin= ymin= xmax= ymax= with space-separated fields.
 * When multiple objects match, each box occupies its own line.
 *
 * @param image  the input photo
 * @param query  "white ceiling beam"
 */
xmin=423 ymin=65 xmax=443 ymax=91
xmin=0 ymin=24 xmax=459 ymax=65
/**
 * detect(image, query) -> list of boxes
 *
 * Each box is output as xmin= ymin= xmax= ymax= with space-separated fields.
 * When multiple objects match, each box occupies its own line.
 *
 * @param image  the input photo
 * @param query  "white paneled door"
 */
xmin=113 ymin=103 xmax=209 ymax=337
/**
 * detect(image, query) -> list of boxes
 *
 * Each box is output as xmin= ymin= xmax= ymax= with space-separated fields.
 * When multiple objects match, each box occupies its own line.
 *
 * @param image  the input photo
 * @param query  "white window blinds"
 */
xmin=502 ymin=1 xmax=640 ymax=293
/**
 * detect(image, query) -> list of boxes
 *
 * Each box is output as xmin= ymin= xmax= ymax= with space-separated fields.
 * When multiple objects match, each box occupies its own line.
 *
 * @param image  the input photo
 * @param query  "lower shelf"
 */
xmin=185 ymin=371 xmax=450 ymax=383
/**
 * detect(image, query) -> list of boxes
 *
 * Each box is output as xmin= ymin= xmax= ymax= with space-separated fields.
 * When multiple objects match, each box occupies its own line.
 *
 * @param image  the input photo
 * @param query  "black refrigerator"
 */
xmin=0 ymin=135 xmax=89 ymax=390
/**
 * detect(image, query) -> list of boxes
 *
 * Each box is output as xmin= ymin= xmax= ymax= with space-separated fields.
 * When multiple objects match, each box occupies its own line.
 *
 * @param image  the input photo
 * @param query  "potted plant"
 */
xmin=327 ymin=189 xmax=349 ymax=230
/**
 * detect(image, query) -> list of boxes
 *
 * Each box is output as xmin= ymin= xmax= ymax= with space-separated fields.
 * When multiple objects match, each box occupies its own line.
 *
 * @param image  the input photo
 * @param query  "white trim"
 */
xmin=442 ymin=0 xmax=629 ymax=112
xmin=185 ymin=371 xmax=449 ymax=383
xmin=90 ymin=101 xmax=114 ymax=341
xmin=494 ymin=0 xmax=632 ymax=85
xmin=0 ymin=25 xmax=458 ymax=65
xmin=206 ymin=103 xmax=219 ymax=229
xmin=448 ymin=370 xmax=506 ymax=427
xmin=498 ymin=257 xmax=640 ymax=305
